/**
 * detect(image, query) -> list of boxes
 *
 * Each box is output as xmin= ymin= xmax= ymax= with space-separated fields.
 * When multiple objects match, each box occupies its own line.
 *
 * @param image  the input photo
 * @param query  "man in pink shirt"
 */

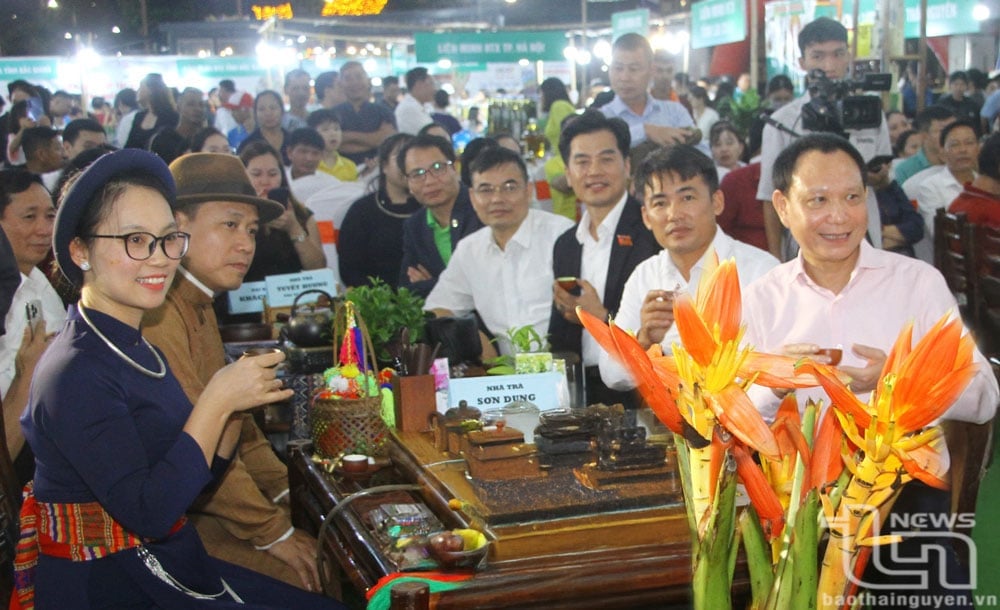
xmin=745 ymin=133 xmax=996 ymax=422
xmin=744 ymin=133 xmax=996 ymax=607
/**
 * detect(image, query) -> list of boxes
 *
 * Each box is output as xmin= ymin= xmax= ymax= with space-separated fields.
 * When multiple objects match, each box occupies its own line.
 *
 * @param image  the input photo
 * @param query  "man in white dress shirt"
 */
xmin=0 ymin=169 xmax=65 ymax=467
xmin=424 ymin=146 xmax=573 ymax=358
xmin=599 ymin=145 xmax=778 ymax=391
xmin=395 ymin=67 xmax=436 ymax=136
xmin=548 ymin=110 xmax=660 ymax=406
xmin=902 ymin=119 xmax=980 ymax=262
xmin=212 ymin=79 xmax=238 ymax=137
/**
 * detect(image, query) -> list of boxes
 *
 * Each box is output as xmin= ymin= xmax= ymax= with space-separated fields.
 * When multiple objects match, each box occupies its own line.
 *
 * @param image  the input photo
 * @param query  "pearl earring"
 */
xmin=80 ymin=261 xmax=91 ymax=271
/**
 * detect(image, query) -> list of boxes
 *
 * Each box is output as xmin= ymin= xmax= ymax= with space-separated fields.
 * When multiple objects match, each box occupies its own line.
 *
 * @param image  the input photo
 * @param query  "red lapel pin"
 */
xmin=617 ymin=234 xmax=633 ymax=247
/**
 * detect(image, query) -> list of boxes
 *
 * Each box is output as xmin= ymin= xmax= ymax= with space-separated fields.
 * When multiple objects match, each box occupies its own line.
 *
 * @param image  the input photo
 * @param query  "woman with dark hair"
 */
xmin=709 ymin=121 xmax=746 ymax=181
xmin=688 ymin=85 xmax=719 ymax=138
xmin=463 ymin=106 xmax=482 ymax=136
xmin=893 ymin=129 xmax=922 ymax=160
xmin=236 ymin=91 xmax=289 ymax=165
xmin=148 ymin=128 xmax=189 ymax=166
xmin=48 ymin=145 xmax=119 ymax=305
xmin=337 ymin=132 xmax=420 ymax=288
xmin=124 ymin=73 xmax=179 ymax=150
xmin=16 ymin=149 xmax=342 ymax=609
xmin=190 ymin=127 xmax=231 ymax=154
xmin=540 ymin=77 xmax=575 ymax=153
xmin=237 ymin=140 xmax=325 ymax=282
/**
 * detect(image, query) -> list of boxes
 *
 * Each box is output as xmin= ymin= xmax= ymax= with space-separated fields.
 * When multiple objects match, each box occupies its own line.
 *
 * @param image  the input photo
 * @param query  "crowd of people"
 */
xmin=0 ymin=15 xmax=997 ymax=608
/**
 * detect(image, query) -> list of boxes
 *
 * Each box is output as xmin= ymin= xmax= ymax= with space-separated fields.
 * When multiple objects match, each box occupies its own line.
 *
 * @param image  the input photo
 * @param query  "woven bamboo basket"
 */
xmin=310 ymin=302 xmax=390 ymax=458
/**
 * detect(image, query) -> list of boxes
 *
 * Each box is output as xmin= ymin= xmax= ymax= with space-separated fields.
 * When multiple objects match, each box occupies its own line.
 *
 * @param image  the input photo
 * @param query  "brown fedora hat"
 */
xmin=168 ymin=153 xmax=284 ymax=222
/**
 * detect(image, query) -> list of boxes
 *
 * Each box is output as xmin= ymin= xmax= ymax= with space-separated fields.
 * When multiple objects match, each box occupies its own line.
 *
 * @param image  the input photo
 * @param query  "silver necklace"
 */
xmin=375 ymin=191 xmax=416 ymax=219
xmin=78 ymin=306 xmax=166 ymax=379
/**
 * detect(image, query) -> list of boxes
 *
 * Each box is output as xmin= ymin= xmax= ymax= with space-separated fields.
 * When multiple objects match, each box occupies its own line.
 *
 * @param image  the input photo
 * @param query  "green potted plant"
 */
xmin=716 ymin=89 xmax=761 ymax=141
xmin=344 ymin=278 xmax=427 ymax=364
xmin=485 ymin=325 xmax=551 ymax=375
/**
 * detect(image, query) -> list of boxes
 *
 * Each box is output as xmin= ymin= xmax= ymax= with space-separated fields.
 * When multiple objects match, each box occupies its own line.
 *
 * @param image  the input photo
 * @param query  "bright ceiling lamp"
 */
xmin=321 ymin=0 xmax=389 ymax=16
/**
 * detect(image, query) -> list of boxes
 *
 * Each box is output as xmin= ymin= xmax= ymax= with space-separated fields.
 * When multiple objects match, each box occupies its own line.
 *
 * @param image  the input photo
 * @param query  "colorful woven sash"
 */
xmin=10 ymin=483 xmax=186 ymax=610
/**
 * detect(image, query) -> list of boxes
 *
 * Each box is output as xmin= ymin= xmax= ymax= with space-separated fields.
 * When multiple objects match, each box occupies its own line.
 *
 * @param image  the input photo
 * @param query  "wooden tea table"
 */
xmin=288 ymin=430 xmax=750 ymax=609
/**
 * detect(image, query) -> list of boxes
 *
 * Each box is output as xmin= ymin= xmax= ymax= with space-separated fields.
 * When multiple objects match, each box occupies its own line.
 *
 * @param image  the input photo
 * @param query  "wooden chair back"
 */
xmin=933 ymin=209 xmax=978 ymax=327
xmin=943 ymin=358 xmax=1000 ymax=568
xmin=943 ymin=416 xmax=994 ymax=569
xmin=975 ymin=224 xmax=1000 ymax=356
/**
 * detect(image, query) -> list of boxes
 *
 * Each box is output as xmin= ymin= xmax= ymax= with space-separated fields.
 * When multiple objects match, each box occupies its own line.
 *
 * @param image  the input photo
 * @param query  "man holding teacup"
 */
xmin=144 ymin=153 xmax=322 ymax=592
xmin=549 ymin=111 xmax=659 ymax=407
xmin=598 ymin=145 xmax=777 ymax=392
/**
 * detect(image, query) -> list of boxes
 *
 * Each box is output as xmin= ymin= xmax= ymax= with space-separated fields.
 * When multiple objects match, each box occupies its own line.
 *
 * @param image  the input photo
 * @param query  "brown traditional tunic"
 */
xmin=144 ymin=271 xmax=301 ymax=587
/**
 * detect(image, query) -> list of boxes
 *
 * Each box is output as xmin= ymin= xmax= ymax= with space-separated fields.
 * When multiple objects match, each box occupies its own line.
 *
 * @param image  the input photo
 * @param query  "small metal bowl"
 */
xmin=427 ymin=540 xmax=490 ymax=570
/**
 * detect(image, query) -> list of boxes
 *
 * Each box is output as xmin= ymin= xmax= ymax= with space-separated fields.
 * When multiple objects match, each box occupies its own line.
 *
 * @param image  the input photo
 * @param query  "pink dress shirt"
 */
xmin=742 ymin=241 xmax=998 ymax=424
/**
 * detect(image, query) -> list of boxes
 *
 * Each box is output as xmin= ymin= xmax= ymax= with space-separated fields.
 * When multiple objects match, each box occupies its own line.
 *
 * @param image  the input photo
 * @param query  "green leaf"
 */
xmin=764 ymin=488 xmax=821 ymax=610
xmin=740 ymin=506 xmax=774 ymax=610
xmin=789 ymin=490 xmax=820 ymax=610
xmin=344 ymin=277 xmax=427 ymax=361
xmin=692 ymin=459 xmax=737 ymax=610
xmin=716 ymin=90 xmax=762 ymax=142
xmin=503 ymin=324 xmax=550 ymax=353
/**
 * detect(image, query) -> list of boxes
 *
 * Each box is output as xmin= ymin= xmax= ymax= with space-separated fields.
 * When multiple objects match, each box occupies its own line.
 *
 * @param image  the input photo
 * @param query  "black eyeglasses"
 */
xmin=86 ymin=231 xmax=191 ymax=261
xmin=406 ymin=160 xmax=453 ymax=182
xmin=474 ymin=181 xmax=524 ymax=196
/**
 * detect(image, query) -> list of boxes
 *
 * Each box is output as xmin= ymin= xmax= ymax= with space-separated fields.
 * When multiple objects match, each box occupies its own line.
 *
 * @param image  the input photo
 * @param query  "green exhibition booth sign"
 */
xmin=0 ymin=58 xmax=59 ymax=80
xmin=414 ymin=31 xmax=568 ymax=63
xmin=176 ymin=57 xmax=265 ymax=78
xmin=902 ymin=0 xmax=982 ymax=37
xmin=820 ymin=0 xmax=982 ymax=37
xmin=691 ymin=0 xmax=747 ymax=49
xmin=612 ymin=9 xmax=650 ymax=40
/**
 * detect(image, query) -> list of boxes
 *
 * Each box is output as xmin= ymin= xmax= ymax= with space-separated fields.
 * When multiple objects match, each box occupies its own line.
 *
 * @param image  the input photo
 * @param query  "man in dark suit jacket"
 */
xmin=398 ymin=134 xmax=483 ymax=297
xmin=549 ymin=111 xmax=659 ymax=408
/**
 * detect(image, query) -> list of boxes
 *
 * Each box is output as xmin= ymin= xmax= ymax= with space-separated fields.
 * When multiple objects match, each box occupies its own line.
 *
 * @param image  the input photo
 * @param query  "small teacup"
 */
xmin=242 ymin=347 xmax=283 ymax=368
xmin=341 ymin=454 xmax=369 ymax=475
xmin=556 ymin=277 xmax=578 ymax=291
xmin=816 ymin=348 xmax=843 ymax=366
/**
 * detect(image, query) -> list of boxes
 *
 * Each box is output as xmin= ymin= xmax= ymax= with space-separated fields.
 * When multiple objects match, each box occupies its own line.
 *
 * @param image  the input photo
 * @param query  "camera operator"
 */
xmin=756 ymin=17 xmax=891 ymax=261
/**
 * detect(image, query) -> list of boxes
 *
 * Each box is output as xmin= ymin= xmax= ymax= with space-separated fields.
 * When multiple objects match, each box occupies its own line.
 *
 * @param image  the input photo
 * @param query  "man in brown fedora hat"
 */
xmin=144 ymin=153 xmax=322 ymax=591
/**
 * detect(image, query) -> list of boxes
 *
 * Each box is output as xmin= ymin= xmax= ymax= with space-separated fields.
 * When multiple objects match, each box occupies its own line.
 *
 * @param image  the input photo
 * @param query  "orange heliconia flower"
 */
xmin=578 ymin=256 xmax=831 ymax=539
xmin=796 ymin=314 xmax=976 ymax=490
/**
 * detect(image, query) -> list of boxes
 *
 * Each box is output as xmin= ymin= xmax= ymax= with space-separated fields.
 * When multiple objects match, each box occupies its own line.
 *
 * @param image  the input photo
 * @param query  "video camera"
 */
xmin=801 ymin=69 xmax=891 ymax=135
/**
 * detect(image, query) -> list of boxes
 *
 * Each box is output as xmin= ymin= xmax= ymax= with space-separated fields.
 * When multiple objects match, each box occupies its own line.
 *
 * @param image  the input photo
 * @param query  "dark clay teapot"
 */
xmin=283 ymin=290 xmax=335 ymax=347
